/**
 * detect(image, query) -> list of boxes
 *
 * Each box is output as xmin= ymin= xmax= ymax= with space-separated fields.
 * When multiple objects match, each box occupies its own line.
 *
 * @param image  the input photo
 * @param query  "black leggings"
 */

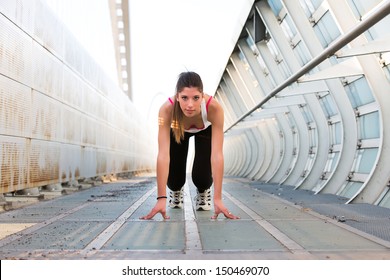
xmin=167 ymin=126 xmax=213 ymax=192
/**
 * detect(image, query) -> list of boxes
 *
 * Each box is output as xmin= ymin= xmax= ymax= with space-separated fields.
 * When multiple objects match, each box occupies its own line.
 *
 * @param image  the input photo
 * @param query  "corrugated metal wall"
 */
xmin=0 ymin=0 xmax=155 ymax=194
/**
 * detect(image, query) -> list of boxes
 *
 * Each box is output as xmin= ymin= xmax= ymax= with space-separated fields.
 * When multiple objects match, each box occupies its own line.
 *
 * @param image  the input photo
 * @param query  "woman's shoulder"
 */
xmin=159 ymin=97 xmax=174 ymax=115
xmin=204 ymin=94 xmax=223 ymax=125
xmin=204 ymin=94 xmax=221 ymax=112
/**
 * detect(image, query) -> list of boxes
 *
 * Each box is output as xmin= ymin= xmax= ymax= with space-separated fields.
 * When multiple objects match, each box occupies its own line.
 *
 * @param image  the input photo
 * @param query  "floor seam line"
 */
xmin=238 ymin=181 xmax=390 ymax=248
xmin=183 ymin=181 xmax=202 ymax=255
xmin=79 ymin=188 xmax=155 ymax=257
xmin=0 ymin=201 xmax=94 ymax=248
xmin=223 ymin=190 xmax=312 ymax=256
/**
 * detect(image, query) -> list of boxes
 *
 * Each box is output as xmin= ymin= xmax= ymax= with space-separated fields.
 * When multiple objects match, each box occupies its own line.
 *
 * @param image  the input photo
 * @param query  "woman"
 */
xmin=140 ymin=71 xmax=239 ymax=220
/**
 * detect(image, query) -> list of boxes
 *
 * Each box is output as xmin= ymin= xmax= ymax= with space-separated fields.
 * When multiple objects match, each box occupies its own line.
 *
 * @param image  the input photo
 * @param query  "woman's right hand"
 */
xmin=139 ymin=199 xmax=170 ymax=220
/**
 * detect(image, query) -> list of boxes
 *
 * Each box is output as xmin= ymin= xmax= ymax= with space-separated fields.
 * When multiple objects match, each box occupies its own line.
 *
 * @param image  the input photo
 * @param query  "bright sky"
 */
xmin=44 ymin=0 xmax=253 ymax=132
xmin=129 ymin=0 xmax=252 ymax=131
xmin=44 ymin=0 xmax=118 ymax=81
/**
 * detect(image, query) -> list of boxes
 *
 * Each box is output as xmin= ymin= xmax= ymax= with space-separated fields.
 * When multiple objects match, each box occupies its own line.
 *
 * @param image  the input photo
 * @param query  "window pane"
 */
xmin=266 ymin=39 xmax=280 ymax=59
xmin=299 ymin=0 xmax=312 ymax=17
xmin=279 ymin=60 xmax=291 ymax=79
xmin=280 ymin=15 xmax=297 ymax=40
xmin=311 ymin=0 xmax=324 ymax=9
xmin=319 ymin=94 xmax=338 ymax=117
xmin=359 ymin=111 xmax=380 ymax=139
xmin=293 ymin=41 xmax=311 ymax=66
xmin=384 ymin=64 xmax=390 ymax=82
xmin=347 ymin=0 xmax=386 ymax=40
xmin=347 ymin=0 xmax=382 ymax=18
xmin=356 ymin=148 xmax=378 ymax=173
xmin=334 ymin=122 xmax=342 ymax=144
xmin=378 ymin=189 xmax=390 ymax=208
xmin=238 ymin=51 xmax=259 ymax=88
xmin=300 ymin=104 xmax=314 ymax=123
xmin=366 ymin=16 xmax=390 ymax=41
xmin=345 ymin=77 xmax=375 ymax=108
xmin=314 ymin=11 xmax=341 ymax=48
xmin=339 ymin=182 xmax=363 ymax=199
xmin=299 ymin=0 xmax=323 ymax=15
xmin=267 ymin=0 xmax=283 ymax=16
xmin=330 ymin=151 xmax=340 ymax=172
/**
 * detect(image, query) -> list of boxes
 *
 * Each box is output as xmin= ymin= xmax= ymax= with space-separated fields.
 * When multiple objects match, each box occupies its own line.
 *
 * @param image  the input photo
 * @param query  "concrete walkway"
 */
xmin=0 ymin=176 xmax=389 ymax=260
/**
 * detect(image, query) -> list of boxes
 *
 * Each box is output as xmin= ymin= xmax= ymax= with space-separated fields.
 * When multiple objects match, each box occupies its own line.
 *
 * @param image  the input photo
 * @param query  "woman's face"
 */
xmin=177 ymin=87 xmax=203 ymax=118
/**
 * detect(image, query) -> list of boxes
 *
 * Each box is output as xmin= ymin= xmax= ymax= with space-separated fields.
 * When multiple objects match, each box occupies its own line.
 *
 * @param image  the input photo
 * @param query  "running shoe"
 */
xmin=195 ymin=188 xmax=211 ymax=211
xmin=169 ymin=189 xmax=184 ymax=208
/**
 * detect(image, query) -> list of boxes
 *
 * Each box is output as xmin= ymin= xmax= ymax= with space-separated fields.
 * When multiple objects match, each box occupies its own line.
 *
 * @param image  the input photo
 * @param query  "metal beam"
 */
xmin=335 ymin=36 xmax=390 ymax=58
xmin=298 ymin=57 xmax=363 ymax=82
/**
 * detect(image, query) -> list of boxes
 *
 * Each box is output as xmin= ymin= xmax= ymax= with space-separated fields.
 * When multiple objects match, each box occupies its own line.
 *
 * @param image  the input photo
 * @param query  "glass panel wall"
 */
xmin=339 ymin=182 xmax=363 ymax=198
xmin=318 ymin=93 xmax=338 ymax=118
xmin=220 ymin=0 xmax=390 ymax=207
xmin=345 ymin=78 xmax=375 ymax=108
xmin=299 ymin=0 xmax=325 ymax=16
xmin=246 ymin=36 xmax=277 ymax=88
xmin=268 ymin=0 xmax=283 ymax=16
xmin=313 ymin=11 xmax=341 ymax=48
xmin=359 ymin=111 xmax=380 ymax=139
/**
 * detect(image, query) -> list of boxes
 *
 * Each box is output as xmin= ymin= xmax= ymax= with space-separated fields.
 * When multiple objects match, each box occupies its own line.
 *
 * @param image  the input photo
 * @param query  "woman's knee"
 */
xmin=191 ymin=175 xmax=212 ymax=192
xmin=167 ymin=174 xmax=186 ymax=191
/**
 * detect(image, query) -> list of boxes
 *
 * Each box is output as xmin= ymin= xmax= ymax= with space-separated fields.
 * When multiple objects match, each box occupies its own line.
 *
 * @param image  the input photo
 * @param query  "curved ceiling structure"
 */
xmin=218 ymin=0 xmax=390 ymax=208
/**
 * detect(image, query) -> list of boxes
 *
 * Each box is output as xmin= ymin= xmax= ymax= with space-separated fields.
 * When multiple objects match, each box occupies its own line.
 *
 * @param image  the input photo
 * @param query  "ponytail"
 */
xmin=171 ymin=98 xmax=185 ymax=143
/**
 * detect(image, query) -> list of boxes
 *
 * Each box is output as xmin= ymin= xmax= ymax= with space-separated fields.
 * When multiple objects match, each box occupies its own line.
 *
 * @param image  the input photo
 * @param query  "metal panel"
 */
xmin=199 ymin=220 xmax=285 ymax=251
xmin=104 ymin=222 xmax=185 ymax=250
xmin=0 ymin=14 xmax=33 ymax=86
xmin=0 ymin=221 xmax=110 ymax=250
xmin=62 ymin=67 xmax=84 ymax=110
xmin=0 ymin=136 xmax=29 ymax=193
xmin=29 ymin=139 xmax=61 ymax=186
xmin=32 ymin=40 xmax=63 ymax=98
xmin=33 ymin=0 xmax=64 ymax=57
xmin=0 ymin=0 xmax=35 ymax=35
xmin=271 ymin=219 xmax=384 ymax=250
xmin=0 ymin=1 xmax=154 ymax=194
xmin=63 ymin=28 xmax=84 ymax=76
xmin=0 ymin=75 xmax=32 ymax=138
xmin=61 ymin=106 xmax=82 ymax=145
xmin=30 ymin=90 xmax=62 ymax=141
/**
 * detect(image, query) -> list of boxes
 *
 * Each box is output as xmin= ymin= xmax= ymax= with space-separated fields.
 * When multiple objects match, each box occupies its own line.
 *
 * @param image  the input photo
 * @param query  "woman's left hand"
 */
xmin=211 ymin=199 xmax=240 ymax=219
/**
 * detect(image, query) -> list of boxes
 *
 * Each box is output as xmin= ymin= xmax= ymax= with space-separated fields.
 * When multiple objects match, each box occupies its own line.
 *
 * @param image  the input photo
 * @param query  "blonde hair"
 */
xmin=171 ymin=72 xmax=203 ymax=143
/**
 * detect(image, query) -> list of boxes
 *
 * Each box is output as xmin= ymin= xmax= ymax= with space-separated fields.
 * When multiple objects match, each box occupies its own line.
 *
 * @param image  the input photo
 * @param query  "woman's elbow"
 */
xmin=211 ymin=153 xmax=224 ymax=165
xmin=157 ymin=152 xmax=169 ymax=164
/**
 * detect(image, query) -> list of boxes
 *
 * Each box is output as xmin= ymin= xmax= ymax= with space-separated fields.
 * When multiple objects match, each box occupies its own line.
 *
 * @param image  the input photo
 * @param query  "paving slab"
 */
xmin=0 ymin=176 xmax=389 ymax=260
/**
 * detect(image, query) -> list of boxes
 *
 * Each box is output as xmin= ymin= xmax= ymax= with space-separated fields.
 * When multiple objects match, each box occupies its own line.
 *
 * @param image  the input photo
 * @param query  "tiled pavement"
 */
xmin=0 ymin=176 xmax=389 ymax=260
